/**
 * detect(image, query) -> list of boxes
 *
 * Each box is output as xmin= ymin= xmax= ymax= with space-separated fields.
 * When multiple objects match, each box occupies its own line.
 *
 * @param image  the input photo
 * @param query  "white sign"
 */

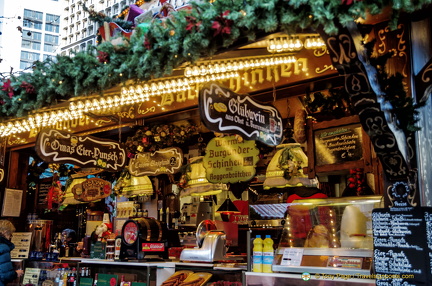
xmin=1 ymin=188 xmax=23 ymax=217
xmin=23 ymin=268 xmax=41 ymax=285
xmin=11 ymin=232 xmax=32 ymax=259
xmin=280 ymin=248 xmax=304 ymax=266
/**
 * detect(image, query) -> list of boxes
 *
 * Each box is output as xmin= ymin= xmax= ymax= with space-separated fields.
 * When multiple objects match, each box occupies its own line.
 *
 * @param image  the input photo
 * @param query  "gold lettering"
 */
xmin=176 ymin=90 xmax=187 ymax=103
xmin=243 ymin=71 xmax=251 ymax=86
xmin=280 ymin=63 xmax=292 ymax=77
xmin=187 ymin=86 xmax=198 ymax=100
xmin=228 ymin=76 xmax=241 ymax=93
xmin=294 ymin=58 xmax=308 ymax=75
xmin=161 ymin=92 xmax=175 ymax=106
xmin=251 ymin=69 xmax=264 ymax=85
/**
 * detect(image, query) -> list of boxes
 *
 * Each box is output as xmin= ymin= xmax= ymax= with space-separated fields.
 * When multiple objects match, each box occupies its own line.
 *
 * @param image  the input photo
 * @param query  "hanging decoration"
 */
xmin=1 ymin=79 xmax=14 ymax=99
xmin=341 ymin=168 xmax=375 ymax=197
xmin=125 ymin=123 xmax=197 ymax=155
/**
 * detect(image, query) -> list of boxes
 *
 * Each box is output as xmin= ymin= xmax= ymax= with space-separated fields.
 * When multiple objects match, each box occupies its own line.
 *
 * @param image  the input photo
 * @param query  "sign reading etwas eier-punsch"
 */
xmin=204 ymin=136 xmax=259 ymax=183
xmin=36 ymin=129 xmax=126 ymax=172
xmin=199 ymin=83 xmax=283 ymax=146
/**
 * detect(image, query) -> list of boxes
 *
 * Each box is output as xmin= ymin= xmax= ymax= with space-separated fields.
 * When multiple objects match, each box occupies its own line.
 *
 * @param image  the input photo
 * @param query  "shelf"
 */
xmin=276 ymin=247 xmax=373 ymax=257
xmin=245 ymin=271 xmax=375 ymax=284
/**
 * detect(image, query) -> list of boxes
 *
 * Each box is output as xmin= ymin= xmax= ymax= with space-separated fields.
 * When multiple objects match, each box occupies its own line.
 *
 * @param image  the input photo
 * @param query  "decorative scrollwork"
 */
xmin=327 ymin=34 xmax=357 ymax=65
xmin=387 ymin=181 xmax=416 ymax=207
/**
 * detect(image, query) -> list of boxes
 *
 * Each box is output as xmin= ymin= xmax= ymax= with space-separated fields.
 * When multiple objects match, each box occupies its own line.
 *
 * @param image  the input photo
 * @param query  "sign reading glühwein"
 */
xmin=128 ymin=147 xmax=183 ymax=176
xmin=199 ymin=83 xmax=283 ymax=146
xmin=36 ymin=129 xmax=126 ymax=172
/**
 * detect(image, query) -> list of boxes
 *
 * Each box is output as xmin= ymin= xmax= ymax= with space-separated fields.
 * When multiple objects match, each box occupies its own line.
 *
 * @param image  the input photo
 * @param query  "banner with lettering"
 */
xmin=35 ymin=129 xmax=127 ymax=172
xmin=128 ymin=147 xmax=183 ymax=176
xmin=203 ymin=135 xmax=259 ymax=183
xmin=199 ymin=83 xmax=283 ymax=146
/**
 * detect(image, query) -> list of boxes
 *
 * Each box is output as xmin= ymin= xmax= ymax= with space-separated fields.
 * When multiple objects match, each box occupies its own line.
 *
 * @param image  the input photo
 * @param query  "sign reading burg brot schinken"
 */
xmin=36 ymin=129 xmax=126 ymax=172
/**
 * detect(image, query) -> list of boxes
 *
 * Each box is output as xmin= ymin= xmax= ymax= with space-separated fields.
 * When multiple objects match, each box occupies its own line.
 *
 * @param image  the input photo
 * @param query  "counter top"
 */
xmin=52 ymin=258 xmax=244 ymax=271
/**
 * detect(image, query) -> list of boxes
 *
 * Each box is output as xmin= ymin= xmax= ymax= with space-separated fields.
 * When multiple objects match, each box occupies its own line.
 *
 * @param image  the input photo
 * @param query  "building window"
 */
xmin=46 ymin=14 xmax=60 ymax=25
xmin=23 ymin=19 xmax=43 ymax=30
xmin=24 ymin=9 xmax=43 ymax=21
xmin=21 ymin=40 xmax=41 ymax=51
xmin=22 ymin=30 xmax=42 ymax=41
xmin=46 ymin=13 xmax=60 ymax=33
xmin=46 ymin=23 xmax=60 ymax=33
xmin=21 ymin=30 xmax=42 ymax=51
xmin=23 ymin=9 xmax=43 ymax=30
xmin=44 ymin=43 xmax=56 ymax=53
xmin=45 ymin=34 xmax=59 ymax=45
xmin=20 ymin=51 xmax=40 ymax=61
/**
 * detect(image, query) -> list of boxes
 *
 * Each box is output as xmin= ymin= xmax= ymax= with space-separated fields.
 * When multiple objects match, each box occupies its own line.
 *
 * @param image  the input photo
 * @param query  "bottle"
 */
xmin=262 ymin=235 xmax=274 ymax=273
xmin=92 ymin=273 xmax=98 ymax=286
xmin=62 ymin=270 xmax=68 ymax=286
xmin=119 ymin=275 xmax=125 ymax=286
xmin=252 ymin=235 xmax=263 ymax=272
xmin=55 ymin=269 xmax=62 ymax=286
xmin=67 ymin=268 xmax=76 ymax=286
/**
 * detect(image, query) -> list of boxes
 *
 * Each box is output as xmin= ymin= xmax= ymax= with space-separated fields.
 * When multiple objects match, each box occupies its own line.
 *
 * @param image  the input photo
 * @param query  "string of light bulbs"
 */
xmin=0 ymin=53 xmax=298 ymax=138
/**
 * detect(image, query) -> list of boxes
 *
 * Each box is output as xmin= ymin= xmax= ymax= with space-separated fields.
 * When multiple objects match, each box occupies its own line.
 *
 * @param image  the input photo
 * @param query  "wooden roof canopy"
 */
xmin=2 ymin=1 xmax=432 ymax=199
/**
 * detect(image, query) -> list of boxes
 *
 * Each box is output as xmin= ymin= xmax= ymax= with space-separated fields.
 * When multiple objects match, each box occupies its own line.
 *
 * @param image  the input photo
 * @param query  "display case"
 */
xmin=245 ymin=195 xmax=383 ymax=285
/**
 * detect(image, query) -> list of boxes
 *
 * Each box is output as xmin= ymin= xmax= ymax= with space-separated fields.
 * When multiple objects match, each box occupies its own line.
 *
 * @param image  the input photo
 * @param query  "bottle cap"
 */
xmin=256 ymin=235 xmax=261 ymax=238
xmin=265 ymin=235 xmax=271 ymax=238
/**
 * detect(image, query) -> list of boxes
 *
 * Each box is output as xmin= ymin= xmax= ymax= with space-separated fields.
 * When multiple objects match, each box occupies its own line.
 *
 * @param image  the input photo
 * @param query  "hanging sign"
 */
xmin=199 ymin=83 xmax=283 ymax=146
xmin=128 ymin=147 xmax=183 ymax=176
xmin=72 ymin=178 xmax=112 ymax=202
xmin=35 ymin=129 xmax=126 ymax=172
xmin=203 ymin=135 xmax=259 ymax=183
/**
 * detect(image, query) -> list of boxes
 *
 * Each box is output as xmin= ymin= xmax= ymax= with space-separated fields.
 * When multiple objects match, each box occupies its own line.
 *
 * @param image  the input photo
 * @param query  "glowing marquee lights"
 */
xmin=0 ymin=54 xmax=298 ymax=138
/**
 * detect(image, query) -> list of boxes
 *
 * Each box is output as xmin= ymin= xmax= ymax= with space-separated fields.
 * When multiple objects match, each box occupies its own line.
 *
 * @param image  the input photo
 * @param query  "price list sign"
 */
xmin=372 ymin=206 xmax=432 ymax=285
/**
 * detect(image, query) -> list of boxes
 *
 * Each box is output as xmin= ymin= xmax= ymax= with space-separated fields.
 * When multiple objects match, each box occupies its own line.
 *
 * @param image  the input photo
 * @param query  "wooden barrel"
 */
xmin=135 ymin=217 xmax=165 ymax=242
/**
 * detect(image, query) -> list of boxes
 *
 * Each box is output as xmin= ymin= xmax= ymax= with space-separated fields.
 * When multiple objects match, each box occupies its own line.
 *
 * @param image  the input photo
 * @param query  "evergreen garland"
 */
xmin=0 ymin=0 xmax=430 ymax=124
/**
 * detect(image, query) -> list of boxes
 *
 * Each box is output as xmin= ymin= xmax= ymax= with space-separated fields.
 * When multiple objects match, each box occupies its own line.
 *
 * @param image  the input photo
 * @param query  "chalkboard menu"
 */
xmin=314 ymin=124 xmax=363 ymax=166
xmin=372 ymin=182 xmax=432 ymax=285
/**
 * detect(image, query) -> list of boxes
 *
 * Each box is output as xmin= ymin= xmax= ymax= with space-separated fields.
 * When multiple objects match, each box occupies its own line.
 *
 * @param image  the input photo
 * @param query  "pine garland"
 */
xmin=0 ymin=0 xmax=430 ymax=122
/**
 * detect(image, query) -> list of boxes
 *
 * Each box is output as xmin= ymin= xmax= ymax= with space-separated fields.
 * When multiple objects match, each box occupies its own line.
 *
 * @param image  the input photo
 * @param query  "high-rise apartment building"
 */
xmin=0 ymin=0 xmax=63 ymax=74
xmin=60 ymin=0 xmax=136 ymax=56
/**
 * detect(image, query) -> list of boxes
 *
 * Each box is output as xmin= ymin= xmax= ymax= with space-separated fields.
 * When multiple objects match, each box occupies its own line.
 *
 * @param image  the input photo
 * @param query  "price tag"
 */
xmin=280 ymin=248 xmax=304 ymax=266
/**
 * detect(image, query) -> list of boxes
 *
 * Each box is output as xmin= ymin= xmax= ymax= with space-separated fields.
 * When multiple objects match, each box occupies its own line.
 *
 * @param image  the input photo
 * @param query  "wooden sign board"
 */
xmin=203 ymin=136 xmax=259 ymax=183
xmin=314 ymin=124 xmax=363 ymax=166
xmin=72 ymin=178 xmax=112 ymax=202
xmin=128 ymin=147 xmax=183 ymax=176
xmin=35 ymin=129 xmax=127 ymax=172
xmin=199 ymin=83 xmax=283 ymax=146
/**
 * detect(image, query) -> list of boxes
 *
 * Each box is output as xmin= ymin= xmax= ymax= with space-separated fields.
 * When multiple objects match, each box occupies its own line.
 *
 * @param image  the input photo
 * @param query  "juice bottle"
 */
xmin=262 ymin=235 xmax=274 ymax=273
xmin=252 ymin=235 xmax=263 ymax=272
